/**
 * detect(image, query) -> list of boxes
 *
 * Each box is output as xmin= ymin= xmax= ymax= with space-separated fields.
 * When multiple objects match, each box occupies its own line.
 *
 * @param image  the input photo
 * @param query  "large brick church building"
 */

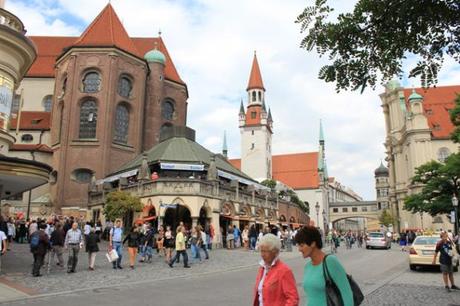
xmin=10 ymin=3 xmax=188 ymax=215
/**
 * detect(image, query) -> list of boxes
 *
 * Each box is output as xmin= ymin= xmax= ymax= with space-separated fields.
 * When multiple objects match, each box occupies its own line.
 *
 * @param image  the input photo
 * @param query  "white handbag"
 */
xmin=106 ymin=249 xmax=119 ymax=263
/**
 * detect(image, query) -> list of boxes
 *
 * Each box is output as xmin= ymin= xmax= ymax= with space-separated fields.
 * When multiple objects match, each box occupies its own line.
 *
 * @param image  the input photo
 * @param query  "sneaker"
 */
xmin=117 ymin=266 xmax=123 ymax=269
xmin=451 ymin=285 xmax=460 ymax=290
xmin=445 ymin=286 xmax=451 ymax=292
xmin=168 ymin=263 xmax=173 ymax=268
xmin=184 ymin=265 xmax=191 ymax=268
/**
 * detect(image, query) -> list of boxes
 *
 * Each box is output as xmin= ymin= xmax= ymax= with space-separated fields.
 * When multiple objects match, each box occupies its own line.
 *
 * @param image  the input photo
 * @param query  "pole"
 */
xmin=316 ymin=212 xmax=319 ymax=227
xmin=455 ymin=206 xmax=459 ymax=237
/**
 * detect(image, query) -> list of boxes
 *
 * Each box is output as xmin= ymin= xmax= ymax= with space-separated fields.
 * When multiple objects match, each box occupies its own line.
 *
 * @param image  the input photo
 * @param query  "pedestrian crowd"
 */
xmin=0 ymin=215 xmax=217 ymax=276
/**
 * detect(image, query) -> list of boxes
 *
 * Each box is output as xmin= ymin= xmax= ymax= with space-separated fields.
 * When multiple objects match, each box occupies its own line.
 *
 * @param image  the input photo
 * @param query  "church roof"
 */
xmin=374 ymin=162 xmax=389 ymax=176
xmin=9 ymin=111 xmax=51 ymax=130
xmin=73 ymin=3 xmax=139 ymax=56
xmin=229 ymin=152 xmax=319 ymax=189
xmin=247 ymin=53 xmax=265 ymax=91
xmin=113 ymin=132 xmax=255 ymax=182
xmin=25 ymin=6 xmax=185 ymax=85
xmin=403 ymin=85 xmax=460 ymax=139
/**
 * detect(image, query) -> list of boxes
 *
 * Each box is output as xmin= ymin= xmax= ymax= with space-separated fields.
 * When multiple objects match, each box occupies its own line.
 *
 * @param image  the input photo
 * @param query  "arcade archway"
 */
xmin=164 ymin=204 xmax=192 ymax=231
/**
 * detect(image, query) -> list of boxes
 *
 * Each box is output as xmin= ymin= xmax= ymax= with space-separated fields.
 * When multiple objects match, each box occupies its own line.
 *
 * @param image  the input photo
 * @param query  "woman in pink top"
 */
xmin=253 ymin=234 xmax=299 ymax=306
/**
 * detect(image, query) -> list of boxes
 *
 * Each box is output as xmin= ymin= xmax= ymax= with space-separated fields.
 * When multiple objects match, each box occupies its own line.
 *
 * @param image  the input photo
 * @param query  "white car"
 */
xmin=366 ymin=232 xmax=391 ymax=249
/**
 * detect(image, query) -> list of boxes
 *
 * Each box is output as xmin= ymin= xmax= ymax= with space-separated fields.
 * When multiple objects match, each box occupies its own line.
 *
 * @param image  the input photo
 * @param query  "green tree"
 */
xmin=103 ymin=191 xmax=143 ymax=222
xmin=297 ymin=0 xmax=460 ymax=92
xmin=379 ymin=209 xmax=394 ymax=227
xmin=261 ymin=179 xmax=277 ymax=189
xmin=450 ymin=95 xmax=460 ymax=143
xmin=404 ymin=154 xmax=460 ymax=216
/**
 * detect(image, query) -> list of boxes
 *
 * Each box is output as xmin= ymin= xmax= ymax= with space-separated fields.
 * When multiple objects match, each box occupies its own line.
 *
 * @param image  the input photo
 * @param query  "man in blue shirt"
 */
xmin=110 ymin=219 xmax=123 ymax=269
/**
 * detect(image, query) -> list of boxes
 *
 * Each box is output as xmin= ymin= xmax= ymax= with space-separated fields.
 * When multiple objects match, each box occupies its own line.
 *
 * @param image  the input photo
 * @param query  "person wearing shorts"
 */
xmin=433 ymin=231 xmax=459 ymax=292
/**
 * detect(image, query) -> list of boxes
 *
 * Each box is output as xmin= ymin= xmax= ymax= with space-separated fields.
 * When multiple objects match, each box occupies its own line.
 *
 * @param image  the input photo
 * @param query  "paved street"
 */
xmin=0 ymin=242 xmax=459 ymax=305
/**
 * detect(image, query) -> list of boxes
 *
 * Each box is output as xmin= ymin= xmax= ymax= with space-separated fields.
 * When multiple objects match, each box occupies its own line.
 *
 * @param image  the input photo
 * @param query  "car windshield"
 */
xmin=369 ymin=233 xmax=383 ymax=238
xmin=413 ymin=237 xmax=439 ymax=245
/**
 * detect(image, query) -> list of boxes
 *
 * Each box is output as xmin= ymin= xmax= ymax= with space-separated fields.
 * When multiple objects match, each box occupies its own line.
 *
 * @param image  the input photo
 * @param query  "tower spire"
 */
xmin=239 ymin=99 xmax=245 ymax=115
xmin=222 ymin=130 xmax=228 ymax=158
xmin=246 ymin=52 xmax=265 ymax=91
xmin=319 ymin=119 xmax=325 ymax=144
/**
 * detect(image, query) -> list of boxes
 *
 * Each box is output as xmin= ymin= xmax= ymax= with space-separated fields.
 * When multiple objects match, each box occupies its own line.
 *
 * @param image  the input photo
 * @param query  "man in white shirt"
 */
xmin=0 ymin=230 xmax=7 ymax=273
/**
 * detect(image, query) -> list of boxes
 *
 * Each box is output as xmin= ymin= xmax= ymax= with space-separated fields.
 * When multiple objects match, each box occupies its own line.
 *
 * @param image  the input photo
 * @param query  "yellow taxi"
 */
xmin=408 ymin=235 xmax=459 ymax=271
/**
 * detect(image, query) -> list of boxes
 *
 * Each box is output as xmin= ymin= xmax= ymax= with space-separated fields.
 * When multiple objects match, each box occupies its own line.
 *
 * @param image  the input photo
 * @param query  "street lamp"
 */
xmin=419 ymin=211 xmax=423 ymax=232
xmin=315 ymin=202 xmax=320 ymax=227
xmin=452 ymin=194 xmax=458 ymax=237
xmin=322 ymin=209 xmax=327 ymax=230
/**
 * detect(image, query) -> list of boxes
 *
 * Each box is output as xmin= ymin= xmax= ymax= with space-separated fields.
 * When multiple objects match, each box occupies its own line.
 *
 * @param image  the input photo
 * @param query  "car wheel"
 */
xmin=410 ymin=264 xmax=416 ymax=271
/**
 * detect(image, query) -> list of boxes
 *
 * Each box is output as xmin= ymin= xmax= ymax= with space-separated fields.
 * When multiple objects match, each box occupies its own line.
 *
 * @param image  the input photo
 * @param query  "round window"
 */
xmin=72 ymin=169 xmax=93 ymax=184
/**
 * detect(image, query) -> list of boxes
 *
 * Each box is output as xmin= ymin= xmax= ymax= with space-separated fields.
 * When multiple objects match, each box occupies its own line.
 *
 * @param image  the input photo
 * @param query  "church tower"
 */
xmin=239 ymin=52 xmax=273 ymax=181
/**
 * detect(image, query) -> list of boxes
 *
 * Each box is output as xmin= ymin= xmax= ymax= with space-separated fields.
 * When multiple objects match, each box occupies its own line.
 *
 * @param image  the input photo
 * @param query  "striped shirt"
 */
xmin=65 ymin=229 xmax=83 ymax=245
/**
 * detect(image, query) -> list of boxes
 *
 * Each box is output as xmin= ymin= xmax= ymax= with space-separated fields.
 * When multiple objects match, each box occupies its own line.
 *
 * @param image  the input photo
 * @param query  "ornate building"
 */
xmin=0 ymin=2 xmax=51 ymax=219
xmin=380 ymin=81 xmax=460 ymax=232
xmin=230 ymin=54 xmax=330 ymax=231
xmin=8 ymin=4 xmax=188 ymax=215
xmin=88 ymin=126 xmax=309 ymax=246
xmin=374 ymin=162 xmax=389 ymax=210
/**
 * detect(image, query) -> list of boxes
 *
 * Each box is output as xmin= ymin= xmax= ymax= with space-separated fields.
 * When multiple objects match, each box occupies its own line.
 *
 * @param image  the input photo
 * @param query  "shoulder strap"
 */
xmin=322 ymin=254 xmax=332 ymax=281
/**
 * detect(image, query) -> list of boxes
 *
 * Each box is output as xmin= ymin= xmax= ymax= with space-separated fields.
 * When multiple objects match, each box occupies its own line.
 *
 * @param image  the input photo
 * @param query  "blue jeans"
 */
xmin=191 ymin=243 xmax=201 ymax=260
xmin=112 ymin=241 xmax=122 ymax=267
xmin=250 ymin=237 xmax=256 ymax=250
xmin=201 ymin=243 xmax=209 ymax=259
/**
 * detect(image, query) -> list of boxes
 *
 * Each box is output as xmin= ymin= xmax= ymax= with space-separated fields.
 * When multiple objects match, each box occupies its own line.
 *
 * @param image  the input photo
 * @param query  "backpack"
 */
xmin=30 ymin=232 xmax=40 ymax=251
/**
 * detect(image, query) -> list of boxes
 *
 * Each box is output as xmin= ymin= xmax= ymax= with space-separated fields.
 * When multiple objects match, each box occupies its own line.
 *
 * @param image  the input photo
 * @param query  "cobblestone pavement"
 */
xmin=2 ymin=242 xmax=460 ymax=305
xmin=0 ymin=241 xmax=297 ymax=296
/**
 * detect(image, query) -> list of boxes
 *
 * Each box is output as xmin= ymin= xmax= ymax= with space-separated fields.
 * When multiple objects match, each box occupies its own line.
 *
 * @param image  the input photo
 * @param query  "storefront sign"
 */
xmin=160 ymin=163 xmax=204 ymax=171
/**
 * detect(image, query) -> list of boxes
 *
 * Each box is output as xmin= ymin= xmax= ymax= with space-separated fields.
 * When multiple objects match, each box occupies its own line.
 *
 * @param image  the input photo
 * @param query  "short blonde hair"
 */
xmin=259 ymin=233 xmax=281 ymax=251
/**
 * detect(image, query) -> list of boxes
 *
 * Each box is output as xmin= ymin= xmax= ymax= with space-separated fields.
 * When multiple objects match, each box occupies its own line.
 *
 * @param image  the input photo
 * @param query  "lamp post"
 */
xmin=452 ymin=194 xmax=458 ymax=237
xmin=322 ymin=209 xmax=327 ymax=231
xmin=419 ymin=211 xmax=423 ymax=232
xmin=315 ymin=202 xmax=320 ymax=228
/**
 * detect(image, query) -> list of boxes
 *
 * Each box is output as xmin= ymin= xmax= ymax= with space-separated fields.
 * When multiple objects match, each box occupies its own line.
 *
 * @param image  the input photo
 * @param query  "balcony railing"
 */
xmin=0 ymin=8 xmax=26 ymax=34
xmin=89 ymin=178 xmax=278 ymax=208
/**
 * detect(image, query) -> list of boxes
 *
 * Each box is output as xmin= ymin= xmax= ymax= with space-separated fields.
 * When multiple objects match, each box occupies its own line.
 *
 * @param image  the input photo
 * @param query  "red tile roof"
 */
xmin=229 ymin=152 xmax=319 ymax=189
xmin=9 ymin=111 xmax=51 ymax=130
xmin=10 ymin=144 xmax=53 ymax=153
xmin=247 ymin=53 xmax=265 ymax=91
xmin=25 ymin=6 xmax=185 ymax=85
xmin=403 ymin=85 xmax=460 ymax=139
xmin=73 ymin=4 xmax=139 ymax=56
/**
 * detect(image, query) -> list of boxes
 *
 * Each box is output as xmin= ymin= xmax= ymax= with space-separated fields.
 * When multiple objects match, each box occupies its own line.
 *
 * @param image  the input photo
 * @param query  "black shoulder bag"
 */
xmin=322 ymin=254 xmax=364 ymax=306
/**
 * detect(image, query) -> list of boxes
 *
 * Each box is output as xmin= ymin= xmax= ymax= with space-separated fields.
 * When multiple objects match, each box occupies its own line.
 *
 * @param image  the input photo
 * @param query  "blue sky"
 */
xmin=7 ymin=0 xmax=460 ymax=199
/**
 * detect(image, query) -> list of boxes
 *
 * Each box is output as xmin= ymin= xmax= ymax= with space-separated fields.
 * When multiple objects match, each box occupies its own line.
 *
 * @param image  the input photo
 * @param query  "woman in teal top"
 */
xmin=295 ymin=226 xmax=353 ymax=306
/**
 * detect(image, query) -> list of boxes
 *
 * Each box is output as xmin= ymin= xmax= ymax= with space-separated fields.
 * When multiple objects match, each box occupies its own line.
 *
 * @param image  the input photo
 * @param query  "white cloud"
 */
xmin=7 ymin=0 xmax=460 ymax=199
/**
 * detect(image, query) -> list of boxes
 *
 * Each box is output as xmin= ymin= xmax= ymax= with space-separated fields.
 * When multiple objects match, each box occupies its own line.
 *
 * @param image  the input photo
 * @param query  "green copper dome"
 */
xmin=408 ymin=89 xmax=423 ymax=102
xmin=144 ymin=49 xmax=166 ymax=64
xmin=386 ymin=79 xmax=401 ymax=90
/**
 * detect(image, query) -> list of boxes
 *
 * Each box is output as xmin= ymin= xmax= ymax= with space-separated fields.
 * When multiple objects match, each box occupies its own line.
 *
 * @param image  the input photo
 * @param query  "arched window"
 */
xmin=252 ymin=91 xmax=256 ymax=102
xmin=117 ymin=76 xmax=132 ymax=98
xmin=258 ymin=91 xmax=262 ymax=101
xmin=21 ymin=134 xmax=33 ymax=142
xmin=79 ymin=100 xmax=97 ymax=139
xmin=71 ymin=168 xmax=93 ymax=184
xmin=113 ymin=104 xmax=129 ymax=144
xmin=58 ymin=102 xmax=64 ymax=143
xmin=438 ymin=147 xmax=450 ymax=162
xmin=42 ymin=95 xmax=53 ymax=112
xmin=162 ymin=100 xmax=175 ymax=120
xmin=82 ymin=72 xmax=101 ymax=93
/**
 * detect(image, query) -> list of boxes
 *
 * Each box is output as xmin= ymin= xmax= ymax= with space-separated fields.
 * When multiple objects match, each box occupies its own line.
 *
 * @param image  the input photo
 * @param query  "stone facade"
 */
xmin=380 ymin=81 xmax=459 ymax=232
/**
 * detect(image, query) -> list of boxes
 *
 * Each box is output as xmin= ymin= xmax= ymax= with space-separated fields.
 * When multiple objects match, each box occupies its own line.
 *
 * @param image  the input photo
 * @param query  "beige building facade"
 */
xmin=380 ymin=81 xmax=459 ymax=232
